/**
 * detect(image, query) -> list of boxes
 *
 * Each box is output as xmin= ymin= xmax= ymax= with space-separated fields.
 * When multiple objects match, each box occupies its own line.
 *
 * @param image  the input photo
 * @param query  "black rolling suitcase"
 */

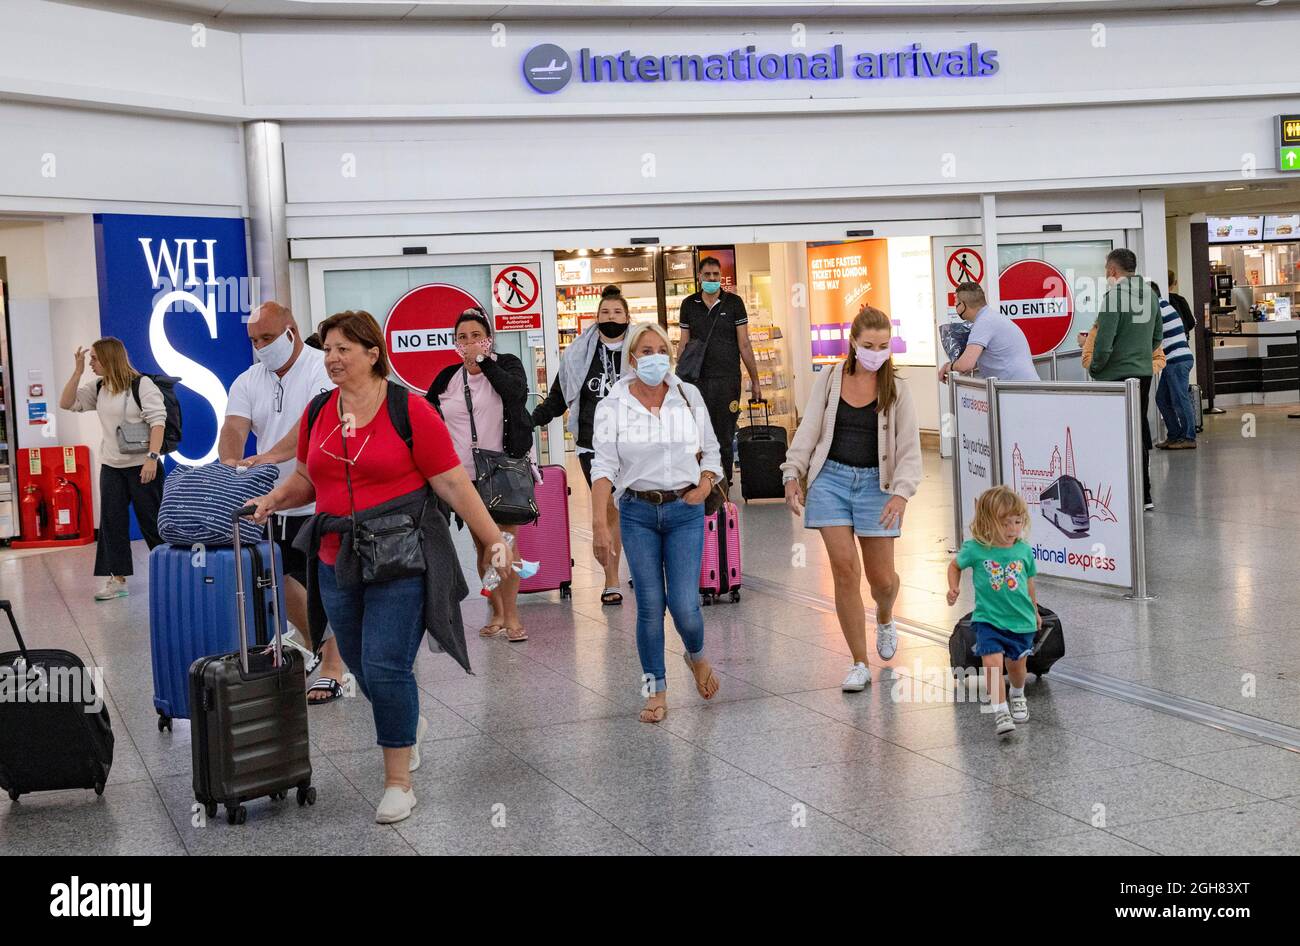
xmin=190 ymin=506 xmax=315 ymax=825
xmin=736 ymin=399 xmax=788 ymax=502
xmin=948 ymin=604 xmax=1065 ymax=680
xmin=0 ymin=599 xmax=114 ymax=802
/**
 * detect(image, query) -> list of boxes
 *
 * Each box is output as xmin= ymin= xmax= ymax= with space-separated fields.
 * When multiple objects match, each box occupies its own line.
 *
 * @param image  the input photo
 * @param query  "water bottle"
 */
xmin=481 ymin=532 xmax=514 ymax=593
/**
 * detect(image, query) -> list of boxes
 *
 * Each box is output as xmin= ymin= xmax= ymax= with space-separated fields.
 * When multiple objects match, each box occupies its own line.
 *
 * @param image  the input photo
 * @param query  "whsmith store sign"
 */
xmin=522 ymin=41 xmax=1000 ymax=93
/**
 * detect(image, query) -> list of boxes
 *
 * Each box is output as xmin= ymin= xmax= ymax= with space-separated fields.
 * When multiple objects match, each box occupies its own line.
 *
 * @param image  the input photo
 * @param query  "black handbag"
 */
xmin=676 ymin=303 xmax=721 ymax=385
xmin=339 ymin=392 xmax=425 ymax=584
xmin=464 ymin=370 xmax=538 ymax=526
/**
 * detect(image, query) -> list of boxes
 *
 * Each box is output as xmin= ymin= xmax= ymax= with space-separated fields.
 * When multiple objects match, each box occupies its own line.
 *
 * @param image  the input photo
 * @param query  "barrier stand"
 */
xmin=1124 ymin=377 xmax=1153 ymax=601
xmin=1205 ymin=328 xmax=1300 ymax=421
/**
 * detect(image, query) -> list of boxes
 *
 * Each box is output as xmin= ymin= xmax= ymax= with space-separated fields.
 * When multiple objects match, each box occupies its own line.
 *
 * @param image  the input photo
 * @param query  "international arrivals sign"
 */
xmin=523 ymin=41 xmax=1000 ymax=93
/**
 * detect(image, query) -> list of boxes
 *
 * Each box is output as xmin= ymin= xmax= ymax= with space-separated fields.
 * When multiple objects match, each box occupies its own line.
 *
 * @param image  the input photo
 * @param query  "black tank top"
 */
xmin=827 ymin=398 xmax=879 ymax=468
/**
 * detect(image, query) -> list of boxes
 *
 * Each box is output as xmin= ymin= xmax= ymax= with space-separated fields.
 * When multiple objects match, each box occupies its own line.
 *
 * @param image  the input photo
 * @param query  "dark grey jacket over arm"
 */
xmin=292 ymin=485 xmax=472 ymax=674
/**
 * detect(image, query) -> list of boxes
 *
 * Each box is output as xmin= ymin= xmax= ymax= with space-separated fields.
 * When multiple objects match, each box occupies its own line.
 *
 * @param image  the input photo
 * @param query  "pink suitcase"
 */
xmin=515 ymin=464 xmax=573 ymax=598
xmin=699 ymin=500 xmax=742 ymax=605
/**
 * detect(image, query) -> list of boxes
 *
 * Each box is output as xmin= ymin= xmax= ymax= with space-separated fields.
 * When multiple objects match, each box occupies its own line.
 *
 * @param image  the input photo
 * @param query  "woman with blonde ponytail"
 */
xmin=780 ymin=306 xmax=923 ymax=691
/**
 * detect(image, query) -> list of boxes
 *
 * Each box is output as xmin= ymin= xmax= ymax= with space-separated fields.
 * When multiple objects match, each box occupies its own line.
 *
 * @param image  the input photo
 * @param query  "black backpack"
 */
xmin=98 ymin=375 xmax=183 ymax=455
xmin=305 ymin=384 xmax=412 ymax=448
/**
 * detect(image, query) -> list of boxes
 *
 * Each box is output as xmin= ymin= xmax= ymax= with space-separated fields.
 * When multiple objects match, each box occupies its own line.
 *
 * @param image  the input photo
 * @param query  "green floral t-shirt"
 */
xmin=956 ymin=539 xmax=1038 ymax=634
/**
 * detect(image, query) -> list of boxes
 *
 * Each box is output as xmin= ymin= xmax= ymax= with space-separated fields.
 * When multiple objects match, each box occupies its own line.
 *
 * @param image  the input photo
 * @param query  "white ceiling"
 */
xmin=56 ymin=0 xmax=1292 ymax=22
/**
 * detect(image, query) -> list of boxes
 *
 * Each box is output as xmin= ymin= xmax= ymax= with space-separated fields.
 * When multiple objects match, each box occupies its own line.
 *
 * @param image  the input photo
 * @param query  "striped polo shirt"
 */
xmin=1159 ymin=299 xmax=1194 ymax=365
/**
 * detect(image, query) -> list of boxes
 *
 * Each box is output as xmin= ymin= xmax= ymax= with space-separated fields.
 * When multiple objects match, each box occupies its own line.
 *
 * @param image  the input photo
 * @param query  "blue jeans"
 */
xmin=317 ymin=563 xmax=425 ymax=748
xmin=1155 ymin=359 xmax=1197 ymax=442
xmin=619 ymin=495 xmax=707 ymax=695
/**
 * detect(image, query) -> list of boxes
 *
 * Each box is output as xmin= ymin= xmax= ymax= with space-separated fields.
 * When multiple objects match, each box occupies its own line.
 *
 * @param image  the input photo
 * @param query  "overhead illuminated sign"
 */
xmin=523 ymin=42 xmax=999 ymax=94
xmin=1277 ymin=114 xmax=1300 ymax=172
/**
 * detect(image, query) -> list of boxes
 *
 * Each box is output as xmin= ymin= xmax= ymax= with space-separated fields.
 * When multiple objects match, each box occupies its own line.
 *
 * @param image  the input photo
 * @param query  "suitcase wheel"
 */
xmin=94 ymin=781 xmax=105 ymax=797
xmin=701 ymin=593 xmax=714 ymax=606
xmin=559 ymin=583 xmax=572 ymax=600
xmin=297 ymin=785 xmax=316 ymax=807
xmin=205 ymin=801 xmax=218 ymax=819
xmin=157 ymin=711 xmax=172 ymax=733
xmin=7 ymin=789 xmax=18 ymax=802
xmin=226 ymin=804 xmax=247 ymax=825
xmin=730 ymin=589 xmax=740 ymax=603
xmin=271 ymin=790 xmax=289 ymax=802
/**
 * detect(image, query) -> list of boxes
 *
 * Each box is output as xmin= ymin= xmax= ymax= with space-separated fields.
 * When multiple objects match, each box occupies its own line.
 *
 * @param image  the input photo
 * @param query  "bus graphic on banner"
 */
xmin=1009 ymin=427 xmax=1117 ymax=539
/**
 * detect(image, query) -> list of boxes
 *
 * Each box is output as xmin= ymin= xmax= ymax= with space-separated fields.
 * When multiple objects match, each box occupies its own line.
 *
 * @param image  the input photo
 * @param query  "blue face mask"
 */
xmin=634 ymin=353 xmax=671 ymax=386
xmin=701 ymin=280 xmax=722 ymax=295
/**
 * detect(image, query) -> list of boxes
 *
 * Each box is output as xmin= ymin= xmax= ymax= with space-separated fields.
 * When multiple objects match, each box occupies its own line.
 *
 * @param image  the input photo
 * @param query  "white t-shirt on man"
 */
xmin=226 ymin=345 xmax=333 ymax=517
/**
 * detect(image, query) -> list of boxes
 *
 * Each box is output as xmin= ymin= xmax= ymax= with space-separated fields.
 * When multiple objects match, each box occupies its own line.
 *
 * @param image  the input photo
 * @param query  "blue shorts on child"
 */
xmin=971 ymin=621 xmax=1035 ymax=661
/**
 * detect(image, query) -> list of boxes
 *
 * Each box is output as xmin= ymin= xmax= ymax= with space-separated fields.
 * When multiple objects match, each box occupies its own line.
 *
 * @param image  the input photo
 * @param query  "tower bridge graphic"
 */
xmin=1009 ymin=427 xmax=1117 ymax=539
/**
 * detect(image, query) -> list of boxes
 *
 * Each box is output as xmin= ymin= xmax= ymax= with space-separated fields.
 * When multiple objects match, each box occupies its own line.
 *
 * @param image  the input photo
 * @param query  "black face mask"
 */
xmin=597 ymin=321 xmax=627 ymax=339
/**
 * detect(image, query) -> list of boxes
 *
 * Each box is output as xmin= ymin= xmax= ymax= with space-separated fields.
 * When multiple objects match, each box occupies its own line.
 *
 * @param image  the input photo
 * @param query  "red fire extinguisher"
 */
xmin=52 ymin=478 xmax=83 ymax=541
xmin=19 ymin=484 xmax=47 ymax=541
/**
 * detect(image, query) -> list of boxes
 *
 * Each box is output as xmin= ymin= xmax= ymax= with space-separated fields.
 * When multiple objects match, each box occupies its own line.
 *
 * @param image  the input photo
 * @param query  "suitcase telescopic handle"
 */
xmin=230 ymin=505 xmax=284 ymax=674
xmin=0 ymin=600 xmax=31 ymax=663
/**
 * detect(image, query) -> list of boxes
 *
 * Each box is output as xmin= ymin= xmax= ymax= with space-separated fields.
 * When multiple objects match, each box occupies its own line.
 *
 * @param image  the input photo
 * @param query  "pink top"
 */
xmin=439 ymin=366 xmax=505 ymax=477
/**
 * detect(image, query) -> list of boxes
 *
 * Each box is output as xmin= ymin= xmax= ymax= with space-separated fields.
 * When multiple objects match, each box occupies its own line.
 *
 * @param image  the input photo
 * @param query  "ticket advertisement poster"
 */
xmin=953 ymin=379 xmax=994 ymax=541
xmin=996 ymin=388 xmax=1133 ymax=588
xmin=806 ymin=239 xmax=891 ymax=363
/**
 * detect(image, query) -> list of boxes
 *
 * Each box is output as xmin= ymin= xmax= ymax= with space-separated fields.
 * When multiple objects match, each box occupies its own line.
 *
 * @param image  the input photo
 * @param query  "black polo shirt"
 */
xmin=678 ymin=290 xmax=748 ymax=383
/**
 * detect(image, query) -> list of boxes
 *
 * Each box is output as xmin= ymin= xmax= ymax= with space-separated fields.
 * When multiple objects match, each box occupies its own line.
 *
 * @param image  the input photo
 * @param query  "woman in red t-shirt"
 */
xmin=250 ymin=310 xmax=508 ymax=826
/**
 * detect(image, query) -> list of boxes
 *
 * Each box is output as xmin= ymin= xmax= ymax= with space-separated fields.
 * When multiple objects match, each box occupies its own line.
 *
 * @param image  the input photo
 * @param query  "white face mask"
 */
xmin=254 ymin=327 xmax=295 ymax=373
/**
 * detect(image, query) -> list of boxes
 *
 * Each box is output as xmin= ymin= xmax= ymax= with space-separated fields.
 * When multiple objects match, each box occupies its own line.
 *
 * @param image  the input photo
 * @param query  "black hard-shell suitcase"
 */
xmin=736 ymin=399 xmax=788 ymax=502
xmin=190 ymin=507 xmax=314 ymax=825
xmin=0 ymin=600 xmax=114 ymax=802
xmin=948 ymin=604 xmax=1065 ymax=680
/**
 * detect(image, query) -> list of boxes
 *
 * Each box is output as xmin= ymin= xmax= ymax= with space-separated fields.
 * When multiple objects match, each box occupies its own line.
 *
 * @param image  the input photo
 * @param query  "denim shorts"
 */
xmin=803 ymin=460 xmax=900 ymax=537
xmin=971 ymin=621 xmax=1036 ymax=661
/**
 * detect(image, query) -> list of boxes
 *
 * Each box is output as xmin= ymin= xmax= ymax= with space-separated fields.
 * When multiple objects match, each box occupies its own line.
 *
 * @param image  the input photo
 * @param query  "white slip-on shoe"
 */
xmin=876 ymin=620 xmax=898 ymax=661
xmin=841 ymin=662 xmax=871 ymax=692
xmin=408 ymin=715 xmax=429 ymax=772
xmin=375 ymin=786 xmax=417 ymax=824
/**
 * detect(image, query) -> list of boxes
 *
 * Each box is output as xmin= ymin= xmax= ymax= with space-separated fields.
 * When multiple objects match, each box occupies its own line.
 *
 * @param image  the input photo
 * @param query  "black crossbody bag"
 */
xmin=675 ymin=302 xmax=721 ymax=386
xmin=463 ymin=370 xmax=538 ymax=526
xmin=340 ymin=390 xmax=426 ymax=584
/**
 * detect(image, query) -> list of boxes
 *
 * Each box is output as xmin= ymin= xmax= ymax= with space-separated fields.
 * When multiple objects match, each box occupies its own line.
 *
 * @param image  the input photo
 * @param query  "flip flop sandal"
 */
xmin=479 ymin=623 xmax=504 ymax=639
xmin=505 ymin=626 xmax=529 ymax=643
xmin=307 ymin=677 xmax=343 ymax=705
xmin=638 ymin=702 xmax=667 ymax=724
xmin=600 ymin=588 xmax=624 ymax=606
xmin=682 ymin=652 xmax=720 ymax=700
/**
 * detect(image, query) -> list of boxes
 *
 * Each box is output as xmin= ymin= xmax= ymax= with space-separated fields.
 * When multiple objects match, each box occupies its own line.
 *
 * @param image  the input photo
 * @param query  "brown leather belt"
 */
xmin=626 ymin=487 xmax=692 ymax=505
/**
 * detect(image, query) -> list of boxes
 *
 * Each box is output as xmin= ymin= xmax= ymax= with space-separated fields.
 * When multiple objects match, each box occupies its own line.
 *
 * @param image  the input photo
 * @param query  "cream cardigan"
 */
xmin=780 ymin=362 xmax=924 ymax=500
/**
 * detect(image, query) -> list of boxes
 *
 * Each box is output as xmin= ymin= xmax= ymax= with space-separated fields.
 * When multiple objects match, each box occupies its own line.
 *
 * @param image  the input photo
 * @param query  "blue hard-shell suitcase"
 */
xmin=148 ymin=541 xmax=284 ymax=730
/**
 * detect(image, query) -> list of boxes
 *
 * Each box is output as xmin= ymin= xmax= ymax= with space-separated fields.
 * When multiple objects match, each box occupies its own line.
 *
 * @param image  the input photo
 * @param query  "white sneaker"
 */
xmin=408 ymin=715 xmax=429 ymax=772
xmin=1009 ymin=693 xmax=1029 ymax=722
xmin=375 ymin=786 xmax=417 ymax=824
xmin=94 ymin=577 xmax=128 ymax=601
xmin=876 ymin=620 xmax=898 ymax=661
xmin=841 ymin=662 xmax=871 ymax=692
xmin=994 ymin=710 xmax=1016 ymax=736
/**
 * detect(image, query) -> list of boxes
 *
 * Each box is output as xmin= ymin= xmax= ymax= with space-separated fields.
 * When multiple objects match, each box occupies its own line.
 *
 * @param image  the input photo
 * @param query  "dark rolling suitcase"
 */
xmin=948 ymin=604 xmax=1065 ymax=680
xmin=736 ymin=399 xmax=788 ymax=502
xmin=0 ymin=599 xmax=114 ymax=802
xmin=190 ymin=507 xmax=314 ymax=825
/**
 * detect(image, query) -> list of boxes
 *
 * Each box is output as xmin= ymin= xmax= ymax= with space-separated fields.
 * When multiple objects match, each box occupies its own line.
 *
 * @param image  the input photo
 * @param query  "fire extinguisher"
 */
xmin=52 ymin=478 xmax=83 ymax=541
xmin=19 ymin=484 xmax=47 ymax=541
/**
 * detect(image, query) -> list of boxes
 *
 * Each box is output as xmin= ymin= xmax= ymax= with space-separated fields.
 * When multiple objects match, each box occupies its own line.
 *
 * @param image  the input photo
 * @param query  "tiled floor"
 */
xmin=1 ymin=407 xmax=1296 ymax=854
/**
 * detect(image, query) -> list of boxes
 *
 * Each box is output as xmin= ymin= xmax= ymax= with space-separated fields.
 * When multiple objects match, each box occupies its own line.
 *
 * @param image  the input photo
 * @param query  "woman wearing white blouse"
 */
xmin=590 ymin=322 xmax=723 ymax=723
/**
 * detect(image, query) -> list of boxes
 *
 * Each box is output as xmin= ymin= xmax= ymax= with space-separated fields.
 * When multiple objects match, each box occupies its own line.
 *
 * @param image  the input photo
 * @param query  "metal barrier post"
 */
xmin=986 ymin=377 xmax=1002 ymax=484
xmin=949 ymin=378 xmax=962 ymax=551
xmin=1124 ymin=377 xmax=1154 ymax=601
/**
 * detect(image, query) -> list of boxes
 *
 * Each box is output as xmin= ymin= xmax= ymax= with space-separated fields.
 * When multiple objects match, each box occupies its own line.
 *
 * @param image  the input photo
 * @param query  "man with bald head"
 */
xmin=220 ymin=302 xmax=344 ymax=703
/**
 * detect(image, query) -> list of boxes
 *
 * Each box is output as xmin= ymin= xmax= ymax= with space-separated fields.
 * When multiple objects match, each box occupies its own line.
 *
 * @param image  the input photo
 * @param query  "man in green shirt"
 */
xmin=1088 ymin=248 xmax=1163 ymax=509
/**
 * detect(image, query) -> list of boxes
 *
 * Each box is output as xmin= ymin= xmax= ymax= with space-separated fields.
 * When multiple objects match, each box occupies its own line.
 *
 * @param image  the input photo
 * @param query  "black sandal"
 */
xmin=600 ymin=587 xmax=623 ymax=606
xmin=307 ymin=677 xmax=343 ymax=705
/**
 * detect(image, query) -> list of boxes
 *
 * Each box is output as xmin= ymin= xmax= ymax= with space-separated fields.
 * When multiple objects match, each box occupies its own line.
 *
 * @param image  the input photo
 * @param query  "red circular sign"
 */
xmin=946 ymin=247 xmax=984 ymax=287
xmin=384 ymin=283 xmax=485 ymax=392
xmin=997 ymin=259 xmax=1074 ymax=356
xmin=493 ymin=266 xmax=539 ymax=314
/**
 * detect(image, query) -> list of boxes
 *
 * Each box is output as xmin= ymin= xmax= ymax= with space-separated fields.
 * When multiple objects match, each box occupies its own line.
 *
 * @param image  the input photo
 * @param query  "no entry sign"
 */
xmin=385 ymin=283 xmax=485 ymax=392
xmin=998 ymin=259 xmax=1073 ymax=356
